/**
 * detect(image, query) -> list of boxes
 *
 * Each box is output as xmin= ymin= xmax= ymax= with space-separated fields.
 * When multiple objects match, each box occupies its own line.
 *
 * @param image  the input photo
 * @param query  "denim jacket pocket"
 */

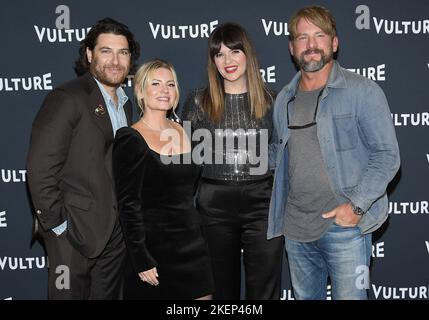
xmin=333 ymin=114 xmax=358 ymax=151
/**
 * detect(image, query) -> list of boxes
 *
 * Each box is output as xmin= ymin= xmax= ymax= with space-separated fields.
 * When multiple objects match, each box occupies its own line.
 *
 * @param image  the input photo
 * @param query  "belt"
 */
xmin=201 ymin=175 xmax=272 ymax=186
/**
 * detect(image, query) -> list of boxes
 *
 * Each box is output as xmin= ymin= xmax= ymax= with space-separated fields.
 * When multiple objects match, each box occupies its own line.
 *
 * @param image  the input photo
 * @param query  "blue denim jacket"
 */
xmin=267 ymin=61 xmax=400 ymax=239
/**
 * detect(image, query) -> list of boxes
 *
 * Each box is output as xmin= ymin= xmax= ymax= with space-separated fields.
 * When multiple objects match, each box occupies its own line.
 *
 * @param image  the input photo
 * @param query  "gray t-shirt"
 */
xmin=284 ymin=87 xmax=337 ymax=242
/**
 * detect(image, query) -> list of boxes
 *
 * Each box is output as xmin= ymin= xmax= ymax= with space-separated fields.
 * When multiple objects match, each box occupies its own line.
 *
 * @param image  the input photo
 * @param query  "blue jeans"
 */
xmin=285 ymin=222 xmax=372 ymax=300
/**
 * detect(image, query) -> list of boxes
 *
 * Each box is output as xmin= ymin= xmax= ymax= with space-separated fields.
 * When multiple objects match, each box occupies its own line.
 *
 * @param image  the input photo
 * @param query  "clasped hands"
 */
xmin=139 ymin=267 xmax=159 ymax=286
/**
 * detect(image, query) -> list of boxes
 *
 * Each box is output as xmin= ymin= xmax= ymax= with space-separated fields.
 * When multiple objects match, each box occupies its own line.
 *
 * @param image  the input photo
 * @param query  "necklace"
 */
xmin=141 ymin=118 xmax=172 ymax=132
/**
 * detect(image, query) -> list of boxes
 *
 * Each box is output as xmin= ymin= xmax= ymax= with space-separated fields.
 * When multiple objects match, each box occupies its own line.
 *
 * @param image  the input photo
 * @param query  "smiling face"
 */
xmin=86 ymin=33 xmax=131 ymax=90
xmin=289 ymin=18 xmax=338 ymax=73
xmin=214 ymin=43 xmax=248 ymax=91
xmin=139 ymin=67 xmax=178 ymax=113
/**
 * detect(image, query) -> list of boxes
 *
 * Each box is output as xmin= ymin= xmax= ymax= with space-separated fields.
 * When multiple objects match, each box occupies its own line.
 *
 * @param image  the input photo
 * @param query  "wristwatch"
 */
xmin=351 ymin=203 xmax=366 ymax=216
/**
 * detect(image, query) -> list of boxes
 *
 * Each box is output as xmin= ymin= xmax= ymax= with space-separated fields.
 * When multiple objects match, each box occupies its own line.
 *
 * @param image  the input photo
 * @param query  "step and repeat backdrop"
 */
xmin=0 ymin=0 xmax=428 ymax=300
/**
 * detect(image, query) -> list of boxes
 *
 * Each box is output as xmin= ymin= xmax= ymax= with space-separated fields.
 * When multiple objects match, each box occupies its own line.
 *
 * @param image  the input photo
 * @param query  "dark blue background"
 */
xmin=1 ymin=0 xmax=428 ymax=300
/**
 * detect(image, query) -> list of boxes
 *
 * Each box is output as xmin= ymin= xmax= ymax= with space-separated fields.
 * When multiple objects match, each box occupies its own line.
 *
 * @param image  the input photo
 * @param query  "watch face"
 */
xmin=352 ymin=205 xmax=364 ymax=215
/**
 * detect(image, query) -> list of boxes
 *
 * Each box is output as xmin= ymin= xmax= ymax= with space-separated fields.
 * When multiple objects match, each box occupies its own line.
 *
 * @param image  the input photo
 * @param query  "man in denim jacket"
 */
xmin=268 ymin=6 xmax=400 ymax=300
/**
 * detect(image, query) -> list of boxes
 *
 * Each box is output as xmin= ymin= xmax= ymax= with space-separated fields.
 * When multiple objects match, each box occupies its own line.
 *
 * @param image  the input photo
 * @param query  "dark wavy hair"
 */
xmin=74 ymin=17 xmax=140 ymax=76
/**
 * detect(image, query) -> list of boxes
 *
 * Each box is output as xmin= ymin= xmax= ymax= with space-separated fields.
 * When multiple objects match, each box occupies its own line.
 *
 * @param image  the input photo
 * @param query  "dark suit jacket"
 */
xmin=27 ymin=72 xmax=133 ymax=258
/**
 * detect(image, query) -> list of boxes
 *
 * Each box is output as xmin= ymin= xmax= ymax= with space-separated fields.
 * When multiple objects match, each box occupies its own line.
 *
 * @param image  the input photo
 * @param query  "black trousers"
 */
xmin=197 ymin=177 xmax=284 ymax=300
xmin=43 ymin=218 xmax=126 ymax=300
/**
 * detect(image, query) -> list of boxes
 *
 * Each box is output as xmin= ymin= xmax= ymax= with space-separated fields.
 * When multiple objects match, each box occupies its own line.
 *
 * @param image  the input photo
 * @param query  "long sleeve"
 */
xmin=26 ymin=89 xmax=80 ymax=230
xmin=265 ymin=91 xmax=277 ymax=171
xmin=349 ymin=83 xmax=400 ymax=212
xmin=269 ymin=110 xmax=279 ymax=171
xmin=112 ymin=128 xmax=157 ymax=272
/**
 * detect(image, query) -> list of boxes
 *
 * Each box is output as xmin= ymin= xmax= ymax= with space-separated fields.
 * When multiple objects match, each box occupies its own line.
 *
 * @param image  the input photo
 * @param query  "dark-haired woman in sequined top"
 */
xmin=181 ymin=22 xmax=284 ymax=300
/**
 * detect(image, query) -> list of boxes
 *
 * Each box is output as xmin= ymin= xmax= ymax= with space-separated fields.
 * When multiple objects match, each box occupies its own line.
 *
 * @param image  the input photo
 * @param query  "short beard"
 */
xmin=296 ymin=48 xmax=333 ymax=72
xmin=90 ymin=63 xmax=128 ymax=88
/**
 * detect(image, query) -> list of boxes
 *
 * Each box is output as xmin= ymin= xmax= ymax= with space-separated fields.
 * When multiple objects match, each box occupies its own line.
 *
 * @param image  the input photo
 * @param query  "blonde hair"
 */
xmin=133 ymin=59 xmax=180 ymax=114
xmin=288 ymin=5 xmax=337 ymax=40
xmin=203 ymin=22 xmax=272 ymax=122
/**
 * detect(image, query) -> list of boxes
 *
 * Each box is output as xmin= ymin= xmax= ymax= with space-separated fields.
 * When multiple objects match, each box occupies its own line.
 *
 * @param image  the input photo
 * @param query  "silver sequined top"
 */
xmin=181 ymin=89 xmax=274 ymax=182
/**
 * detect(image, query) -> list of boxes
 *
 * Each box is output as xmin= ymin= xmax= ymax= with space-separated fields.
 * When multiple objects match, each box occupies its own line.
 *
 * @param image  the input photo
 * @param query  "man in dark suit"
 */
xmin=26 ymin=18 xmax=140 ymax=299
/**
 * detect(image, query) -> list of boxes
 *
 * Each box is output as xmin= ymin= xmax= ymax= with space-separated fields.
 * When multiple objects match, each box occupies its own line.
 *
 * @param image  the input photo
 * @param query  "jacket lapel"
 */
xmin=82 ymin=74 xmax=114 ymax=144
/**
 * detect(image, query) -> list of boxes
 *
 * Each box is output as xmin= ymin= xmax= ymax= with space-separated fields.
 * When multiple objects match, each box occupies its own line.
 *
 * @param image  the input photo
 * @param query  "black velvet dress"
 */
xmin=112 ymin=127 xmax=214 ymax=300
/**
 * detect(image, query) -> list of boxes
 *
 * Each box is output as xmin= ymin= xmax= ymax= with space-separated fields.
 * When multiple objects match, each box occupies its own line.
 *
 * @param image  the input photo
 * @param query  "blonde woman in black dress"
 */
xmin=113 ymin=59 xmax=213 ymax=300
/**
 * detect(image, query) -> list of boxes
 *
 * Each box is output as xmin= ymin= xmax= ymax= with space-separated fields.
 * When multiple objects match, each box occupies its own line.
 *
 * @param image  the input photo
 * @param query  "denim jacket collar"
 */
xmin=285 ymin=60 xmax=347 ymax=99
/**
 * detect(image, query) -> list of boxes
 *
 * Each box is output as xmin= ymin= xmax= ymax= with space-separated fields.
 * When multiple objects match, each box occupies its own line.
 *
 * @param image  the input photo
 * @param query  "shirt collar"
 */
xmin=93 ymin=77 xmax=128 ymax=108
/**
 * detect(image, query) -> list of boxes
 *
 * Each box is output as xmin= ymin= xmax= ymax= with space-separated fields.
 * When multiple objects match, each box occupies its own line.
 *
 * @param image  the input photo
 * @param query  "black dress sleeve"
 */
xmin=112 ymin=127 xmax=157 ymax=272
